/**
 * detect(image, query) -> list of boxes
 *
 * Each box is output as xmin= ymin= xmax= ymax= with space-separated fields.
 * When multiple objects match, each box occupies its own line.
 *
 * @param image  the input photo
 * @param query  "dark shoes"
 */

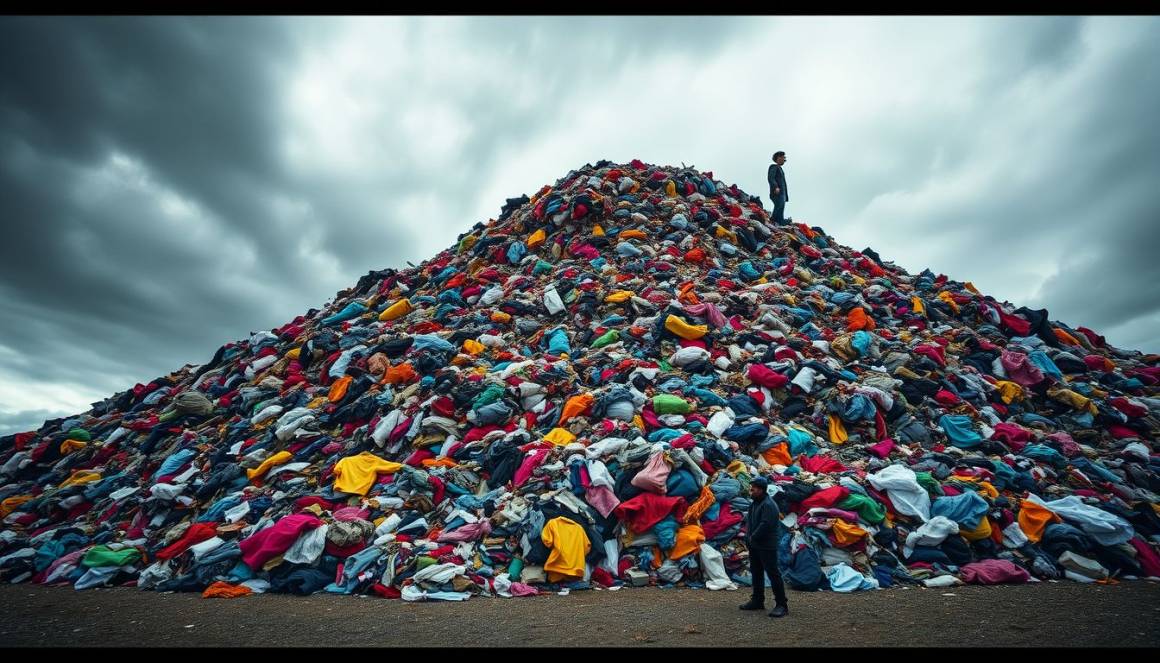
xmin=769 ymin=604 xmax=789 ymax=618
xmin=739 ymin=600 xmax=765 ymax=611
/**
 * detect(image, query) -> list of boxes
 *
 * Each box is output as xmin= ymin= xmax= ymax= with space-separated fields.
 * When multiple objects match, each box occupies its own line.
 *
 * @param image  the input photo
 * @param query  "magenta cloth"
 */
xmin=1129 ymin=537 xmax=1160 ymax=577
xmin=613 ymin=492 xmax=688 ymax=534
xmin=1000 ymin=350 xmax=1045 ymax=387
xmin=959 ymin=559 xmax=1030 ymax=585
xmin=990 ymin=423 xmax=1031 ymax=451
xmin=239 ymin=513 xmax=323 ymax=570
xmin=683 ymin=302 xmax=728 ymax=328
xmin=867 ymin=439 xmax=895 ymax=458
xmin=747 ymin=363 xmax=789 ymax=390
xmin=799 ymin=485 xmax=850 ymax=512
xmin=513 ymin=448 xmax=550 ymax=487
xmin=332 ymin=507 xmax=371 ymax=522
xmin=630 ymin=452 xmax=672 ymax=494
xmin=1046 ymin=432 xmax=1083 ymax=457
xmin=437 ymin=519 xmax=492 ymax=543
xmin=584 ymin=484 xmax=621 ymax=518
xmin=508 ymin=581 xmax=539 ymax=596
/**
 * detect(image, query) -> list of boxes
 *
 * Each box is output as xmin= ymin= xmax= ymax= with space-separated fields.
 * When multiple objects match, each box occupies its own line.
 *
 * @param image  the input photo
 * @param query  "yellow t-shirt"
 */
xmin=333 ymin=451 xmax=403 ymax=496
xmin=541 ymin=516 xmax=591 ymax=582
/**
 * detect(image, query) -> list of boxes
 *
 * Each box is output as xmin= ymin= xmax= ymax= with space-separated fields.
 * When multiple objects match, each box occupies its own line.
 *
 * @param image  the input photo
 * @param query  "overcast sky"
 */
xmin=1 ymin=16 xmax=1158 ymax=435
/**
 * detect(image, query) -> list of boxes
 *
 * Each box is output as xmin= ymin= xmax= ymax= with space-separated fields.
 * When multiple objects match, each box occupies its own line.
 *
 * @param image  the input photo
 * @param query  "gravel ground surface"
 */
xmin=2 ymin=581 xmax=1158 ymax=647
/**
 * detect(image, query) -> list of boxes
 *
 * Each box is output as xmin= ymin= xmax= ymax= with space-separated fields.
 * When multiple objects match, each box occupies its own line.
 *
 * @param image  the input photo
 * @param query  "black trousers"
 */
xmin=749 ymin=546 xmax=788 ymax=606
xmin=772 ymin=195 xmax=787 ymax=225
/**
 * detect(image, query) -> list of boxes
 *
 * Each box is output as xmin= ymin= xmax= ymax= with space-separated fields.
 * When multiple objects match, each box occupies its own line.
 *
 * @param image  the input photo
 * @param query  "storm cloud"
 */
xmin=1 ymin=16 xmax=1157 ymax=434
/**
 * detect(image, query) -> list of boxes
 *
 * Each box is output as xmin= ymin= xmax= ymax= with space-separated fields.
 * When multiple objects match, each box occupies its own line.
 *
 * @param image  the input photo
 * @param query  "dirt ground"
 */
xmin=1 ymin=580 xmax=1158 ymax=647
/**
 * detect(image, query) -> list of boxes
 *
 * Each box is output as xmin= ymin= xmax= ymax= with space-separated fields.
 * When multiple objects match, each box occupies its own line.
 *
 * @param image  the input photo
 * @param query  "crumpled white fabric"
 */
xmin=707 ymin=410 xmax=736 ymax=438
xmin=189 ymin=536 xmax=225 ymax=561
xmin=401 ymin=585 xmax=471 ymax=602
xmin=670 ymin=346 xmax=710 ymax=367
xmin=1025 ymin=494 xmax=1135 ymax=546
xmin=699 ymin=543 xmax=737 ymax=590
xmin=411 ymin=562 xmax=465 ymax=585
xmin=903 ymin=515 xmax=959 ymax=558
xmin=283 ymin=524 xmax=329 ymax=565
xmin=867 ymin=464 xmax=931 ymax=521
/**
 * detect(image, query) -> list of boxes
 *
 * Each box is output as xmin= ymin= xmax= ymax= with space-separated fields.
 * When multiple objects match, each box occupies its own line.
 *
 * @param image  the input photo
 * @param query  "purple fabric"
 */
xmin=437 ymin=519 xmax=492 ymax=543
xmin=959 ymin=559 xmax=1031 ymax=585
xmin=1000 ymin=350 xmax=1045 ymax=387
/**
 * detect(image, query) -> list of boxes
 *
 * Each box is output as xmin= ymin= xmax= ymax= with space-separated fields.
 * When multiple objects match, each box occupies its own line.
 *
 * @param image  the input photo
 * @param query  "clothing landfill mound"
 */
xmin=2 ymin=159 xmax=1158 ymax=602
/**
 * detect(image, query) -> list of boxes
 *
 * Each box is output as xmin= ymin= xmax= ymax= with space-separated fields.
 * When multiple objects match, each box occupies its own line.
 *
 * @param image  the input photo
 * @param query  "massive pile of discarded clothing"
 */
xmin=2 ymin=159 xmax=1157 ymax=600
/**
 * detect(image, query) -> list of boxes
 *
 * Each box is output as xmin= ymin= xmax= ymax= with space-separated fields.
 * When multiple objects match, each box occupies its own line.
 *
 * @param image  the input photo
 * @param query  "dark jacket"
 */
xmin=746 ymin=493 xmax=782 ymax=549
xmin=767 ymin=164 xmax=788 ymax=201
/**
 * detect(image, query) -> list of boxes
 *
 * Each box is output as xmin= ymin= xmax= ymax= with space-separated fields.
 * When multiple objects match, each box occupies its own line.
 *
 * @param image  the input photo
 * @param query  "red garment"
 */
xmin=238 ymin=513 xmax=323 ymax=570
xmin=294 ymin=496 xmax=335 ymax=513
xmin=867 ymin=439 xmax=895 ymax=459
xmin=798 ymin=454 xmax=847 ymax=474
xmin=591 ymin=567 xmax=616 ymax=587
xmin=156 ymin=522 xmax=218 ymax=561
xmin=613 ymin=493 xmax=688 ymax=534
xmin=799 ymin=485 xmax=850 ymax=512
xmin=747 ymin=364 xmax=789 ymax=390
xmin=990 ymin=423 xmax=1031 ymax=452
xmin=700 ymin=503 xmax=743 ymax=540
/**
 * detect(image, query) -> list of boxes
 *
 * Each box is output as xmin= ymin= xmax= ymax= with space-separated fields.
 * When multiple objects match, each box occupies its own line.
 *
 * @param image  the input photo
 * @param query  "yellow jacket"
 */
xmin=333 ymin=451 xmax=403 ymax=495
xmin=541 ymin=516 xmax=590 ymax=582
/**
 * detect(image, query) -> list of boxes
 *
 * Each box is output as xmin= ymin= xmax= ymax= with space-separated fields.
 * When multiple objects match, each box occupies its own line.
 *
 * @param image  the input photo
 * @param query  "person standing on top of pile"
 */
xmin=740 ymin=476 xmax=790 ymax=618
xmin=767 ymin=151 xmax=789 ymax=225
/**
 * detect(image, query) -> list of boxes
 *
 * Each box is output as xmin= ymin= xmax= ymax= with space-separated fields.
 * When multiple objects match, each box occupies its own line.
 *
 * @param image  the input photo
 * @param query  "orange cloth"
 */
xmin=420 ymin=458 xmax=459 ymax=468
xmin=60 ymin=439 xmax=87 ymax=455
xmin=761 ymin=442 xmax=792 ymax=467
xmin=684 ymin=486 xmax=716 ymax=524
xmin=384 ymin=362 xmax=418 ymax=385
xmin=560 ymin=393 xmax=595 ymax=424
xmin=202 ymin=581 xmax=253 ymax=599
xmin=1017 ymin=499 xmax=1062 ymax=543
xmin=526 ymin=228 xmax=547 ymax=248
xmin=0 ymin=495 xmax=32 ymax=518
xmin=378 ymin=298 xmax=413 ymax=322
xmin=847 ymin=307 xmax=876 ymax=331
xmin=831 ymin=519 xmax=868 ymax=547
xmin=328 ymin=375 xmax=353 ymax=403
xmin=491 ymin=311 xmax=512 ymax=324
xmin=619 ymin=229 xmax=648 ymax=240
xmin=1053 ymin=328 xmax=1080 ymax=346
xmin=463 ymin=339 xmax=486 ymax=355
xmin=668 ymin=524 xmax=706 ymax=559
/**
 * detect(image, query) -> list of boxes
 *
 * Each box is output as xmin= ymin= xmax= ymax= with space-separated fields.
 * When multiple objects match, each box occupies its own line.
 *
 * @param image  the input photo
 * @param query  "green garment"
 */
xmin=652 ymin=394 xmax=693 ymax=415
xmin=472 ymin=383 xmax=506 ymax=409
xmin=591 ymin=329 xmax=620 ymax=348
xmin=81 ymin=545 xmax=142 ymax=568
xmin=838 ymin=493 xmax=887 ymax=524
xmin=914 ymin=471 xmax=945 ymax=497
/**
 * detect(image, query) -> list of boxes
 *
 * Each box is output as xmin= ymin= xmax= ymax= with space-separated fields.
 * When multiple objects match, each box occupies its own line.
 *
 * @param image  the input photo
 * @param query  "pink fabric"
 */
xmin=867 ymin=439 xmax=895 ymax=458
xmin=747 ymin=363 xmax=789 ymax=390
xmin=630 ymin=452 xmax=672 ymax=494
xmin=683 ymin=302 xmax=728 ymax=328
xmin=437 ymin=520 xmax=492 ymax=543
xmin=584 ymin=484 xmax=621 ymax=518
xmin=1001 ymin=350 xmax=1045 ymax=387
xmin=512 ymin=449 xmax=550 ymax=487
xmin=239 ymin=513 xmax=323 ymax=570
xmin=333 ymin=507 xmax=371 ymax=522
xmin=1129 ymin=537 xmax=1160 ymax=577
xmin=959 ymin=559 xmax=1030 ymax=585
xmin=508 ymin=581 xmax=540 ymax=596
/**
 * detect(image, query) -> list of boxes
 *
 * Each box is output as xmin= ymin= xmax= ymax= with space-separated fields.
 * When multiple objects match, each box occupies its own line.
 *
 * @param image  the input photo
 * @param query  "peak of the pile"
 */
xmin=0 ymin=154 xmax=1156 ymax=602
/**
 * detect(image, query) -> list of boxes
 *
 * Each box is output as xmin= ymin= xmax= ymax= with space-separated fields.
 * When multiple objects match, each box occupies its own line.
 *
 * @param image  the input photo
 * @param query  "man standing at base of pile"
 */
xmin=767 ymin=151 xmax=789 ymax=225
xmin=740 ymin=476 xmax=789 ymax=617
